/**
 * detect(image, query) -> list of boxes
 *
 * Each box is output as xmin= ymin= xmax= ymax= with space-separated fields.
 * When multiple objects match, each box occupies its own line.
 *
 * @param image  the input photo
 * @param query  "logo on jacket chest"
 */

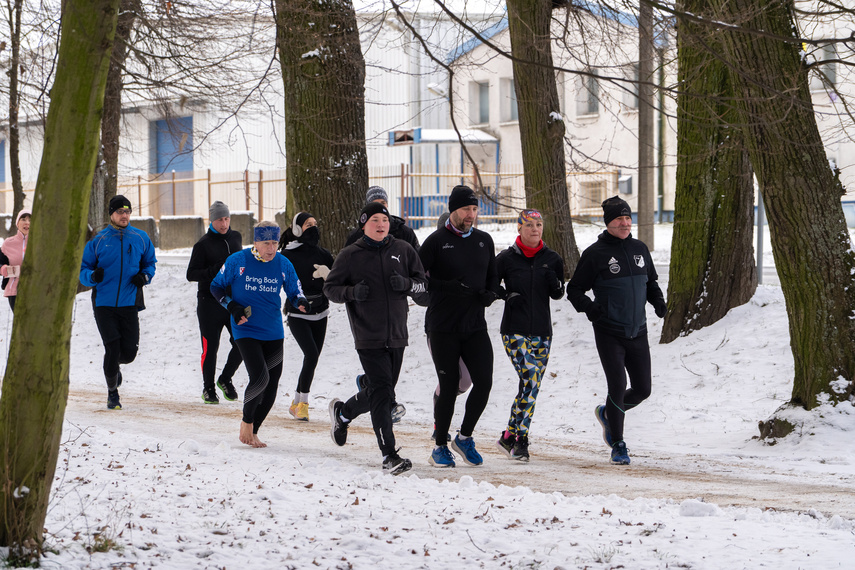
xmin=608 ymin=257 xmax=620 ymax=274
xmin=391 ymin=255 xmax=401 ymax=263
xmin=634 ymin=255 xmax=645 ymax=268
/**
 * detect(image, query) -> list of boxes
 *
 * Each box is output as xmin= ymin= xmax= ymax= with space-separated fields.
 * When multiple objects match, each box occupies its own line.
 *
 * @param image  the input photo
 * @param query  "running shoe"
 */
xmin=217 ymin=378 xmax=239 ymax=401
xmin=496 ymin=430 xmax=516 ymax=458
xmin=383 ymin=451 xmax=413 ymax=476
xmin=107 ymin=389 xmax=122 ymax=410
xmin=202 ymin=387 xmax=219 ymax=404
xmin=511 ymin=435 xmax=530 ymax=462
xmin=391 ymin=402 xmax=406 ymax=423
xmin=595 ymin=405 xmax=613 ymax=447
xmin=355 ymin=374 xmax=368 ymax=391
xmin=429 ymin=445 xmax=456 ymax=468
xmin=451 ymin=434 xmax=483 ymax=466
xmin=329 ymin=399 xmax=348 ymax=446
xmin=610 ymin=441 xmax=630 ymax=465
xmin=289 ymin=401 xmax=309 ymax=421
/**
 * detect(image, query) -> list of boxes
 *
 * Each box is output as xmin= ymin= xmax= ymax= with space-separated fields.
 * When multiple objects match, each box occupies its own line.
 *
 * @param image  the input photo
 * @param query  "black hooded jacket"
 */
xmin=187 ymin=226 xmax=242 ymax=300
xmin=324 ymin=236 xmax=426 ymax=350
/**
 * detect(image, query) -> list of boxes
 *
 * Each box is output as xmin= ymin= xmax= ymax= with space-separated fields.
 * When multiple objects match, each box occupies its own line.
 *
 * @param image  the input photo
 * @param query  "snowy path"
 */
xmin=65 ymin=386 xmax=855 ymax=520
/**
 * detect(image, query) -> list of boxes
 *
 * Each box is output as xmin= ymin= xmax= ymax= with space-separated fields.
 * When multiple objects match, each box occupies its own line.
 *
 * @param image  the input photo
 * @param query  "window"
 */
xmin=500 ymin=78 xmax=518 ymax=122
xmin=575 ymin=73 xmax=599 ymax=116
xmin=624 ymin=63 xmax=639 ymax=109
xmin=152 ymin=116 xmax=194 ymax=174
xmin=469 ymin=81 xmax=490 ymax=124
xmin=811 ymin=43 xmax=837 ymax=91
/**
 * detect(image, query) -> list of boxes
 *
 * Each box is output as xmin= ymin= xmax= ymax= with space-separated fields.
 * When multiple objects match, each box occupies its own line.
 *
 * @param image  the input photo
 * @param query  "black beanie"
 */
xmin=448 ymin=185 xmax=478 ymax=213
xmin=602 ymin=196 xmax=631 ymax=226
xmin=358 ymin=202 xmax=390 ymax=228
xmin=109 ymin=194 xmax=132 ymax=215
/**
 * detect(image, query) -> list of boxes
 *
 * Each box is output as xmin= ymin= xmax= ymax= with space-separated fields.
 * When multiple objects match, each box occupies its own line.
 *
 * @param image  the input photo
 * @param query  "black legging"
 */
xmin=593 ymin=328 xmax=652 ymax=444
xmin=235 ymin=338 xmax=283 ymax=434
xmin=93 ymin=305 xmax=140 ymax=390
xmin=287 ymin=315 xmax=327 ymax=394
xmin=198 ymin=296 xmax=243 ymax=391
xmin=428 ymin=329 xmax=493 ymax=446
xmin=341 ymin=347 xmax=404 ymax=457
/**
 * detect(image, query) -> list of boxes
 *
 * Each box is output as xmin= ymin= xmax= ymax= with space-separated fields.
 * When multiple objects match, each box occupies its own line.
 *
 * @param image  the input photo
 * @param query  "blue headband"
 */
xmin=254 ymin=226 xmax=281 ymax=242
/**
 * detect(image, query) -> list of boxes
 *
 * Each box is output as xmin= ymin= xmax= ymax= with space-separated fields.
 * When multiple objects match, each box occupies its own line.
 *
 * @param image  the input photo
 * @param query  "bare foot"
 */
xmin=251 ymin=434 xmax=267 ymax=448
xmin=239 ymin=421 xmax=255 ymax=446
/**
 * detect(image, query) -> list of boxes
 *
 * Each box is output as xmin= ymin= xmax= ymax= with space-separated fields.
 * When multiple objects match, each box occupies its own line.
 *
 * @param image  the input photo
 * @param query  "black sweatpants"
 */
xmin=593 ymin=328 xmax=652 ymax=444
xmin=341 ymin=347 xmax=404 ymax=457
xmin=235 ymin=337 xmax=283 ymax=434
xmin=429 ymin=329 xmax=494 ymax=446
xmin=287 ymin=315 xmax=327 ymax=394
xmin=197 ymin=296 xmax=243 ymax=391
xmin=93 ymin=305 xmax=140 ymax=390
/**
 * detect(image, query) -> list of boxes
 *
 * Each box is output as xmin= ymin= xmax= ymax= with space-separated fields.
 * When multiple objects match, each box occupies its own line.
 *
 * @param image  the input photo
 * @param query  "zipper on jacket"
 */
xmin=115 ymin=230 xmax=125 ymax=306
xmin=620 ymin=241 xmax=637 ymax=338
xmin=380 ymin=247 xmax=391 ymax=348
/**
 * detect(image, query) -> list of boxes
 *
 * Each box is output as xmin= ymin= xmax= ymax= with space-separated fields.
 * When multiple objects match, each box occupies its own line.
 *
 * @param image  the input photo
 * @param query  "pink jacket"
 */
xmin=1 ymin=230 xmax=27 ymax=297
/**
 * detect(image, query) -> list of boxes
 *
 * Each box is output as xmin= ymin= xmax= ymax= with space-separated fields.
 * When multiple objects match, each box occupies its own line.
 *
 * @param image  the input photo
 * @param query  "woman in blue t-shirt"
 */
xmin=211 ymin=221 xmax=308 ymax=448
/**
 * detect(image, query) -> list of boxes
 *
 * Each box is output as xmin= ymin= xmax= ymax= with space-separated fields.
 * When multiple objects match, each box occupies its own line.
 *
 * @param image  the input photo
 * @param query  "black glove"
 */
xmin=653 ymin=300 xmax=667 ymax=318
xmin=296 ymin=297 xmax=310 ymax=312
xmin=505 ymin=291 xmax=522 ymax=307
xmin=227 ymin=301 xmax=248 ymax=322
xmin=130 ymin=272 xmax=148 ymax=288
xmin=435 ymin=277 xmax=471 ymax=297
xmin=91 ymin=267 xmax=104 ymax=283
xmin=585 ymin=303 xmax=605 ymax=323
xmin=546 ymin=269 xmax=564 ymax=296
xmin=478 ymin=289 xmax=498 ymax=307
xmin=352 ymin=281 xmax=369 ymax=302
xmin=389 ymin=272 xmax=410 ymax=292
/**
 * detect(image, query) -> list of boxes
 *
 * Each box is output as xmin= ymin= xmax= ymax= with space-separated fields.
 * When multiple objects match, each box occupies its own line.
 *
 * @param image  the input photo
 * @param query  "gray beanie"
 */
xmin=209 ymin=201 xmax=230 ymax=220
xmin=366 ymin=185 xmax=388 ymax=204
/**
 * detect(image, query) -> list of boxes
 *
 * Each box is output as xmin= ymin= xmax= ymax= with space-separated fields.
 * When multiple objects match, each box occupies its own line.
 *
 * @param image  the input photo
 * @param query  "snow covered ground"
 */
xmin=0 ymin=222 xmax=853 ymax=569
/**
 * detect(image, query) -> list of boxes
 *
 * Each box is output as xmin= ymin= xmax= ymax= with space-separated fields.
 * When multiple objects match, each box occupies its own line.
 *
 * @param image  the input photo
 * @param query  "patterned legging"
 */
xmin=502 ymin=334 xmax=551 ymax=438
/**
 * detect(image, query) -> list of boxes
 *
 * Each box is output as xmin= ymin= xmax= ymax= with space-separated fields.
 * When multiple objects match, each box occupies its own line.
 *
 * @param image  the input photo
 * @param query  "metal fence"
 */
xmin=0 ymin=164 xmax=619 ymax=225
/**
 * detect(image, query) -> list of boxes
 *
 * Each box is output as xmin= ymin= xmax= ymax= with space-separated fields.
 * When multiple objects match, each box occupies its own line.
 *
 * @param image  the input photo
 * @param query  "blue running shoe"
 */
xmin=610 ymin=441 xmax=630 ymax=465
xmin=595 ymin=405 xmax=613 ymax=447
xmin=355 ymin=374 xmax=368 ymax=391
xmin=429 ymin=445 xmax=456 ymax=468
xmin=391 ymin=402 xmax=406 ymax=423
xmin=451 ymin=434 xmax=483 ymax=466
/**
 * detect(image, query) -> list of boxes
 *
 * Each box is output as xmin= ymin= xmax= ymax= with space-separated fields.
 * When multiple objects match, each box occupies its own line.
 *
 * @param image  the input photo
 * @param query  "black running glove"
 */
xmin=352 ymin=281 xmax=369 ymax=302
xmin=478 ymin=289 xmax=498 ymax=307
xmin=227 ymin=301 xmax=248 ymax=322
xmin=653 ymin=300 xmax=667 ymax=318
xmin=130 ymin=272 xmax=148 ymax=288
xmin=585 ymin=303 xmax=605 ymax=322
xmin=389 ymin=272 xmax=410 ymax=292
xmin=91 ymin=267 xmax=104 ymax=283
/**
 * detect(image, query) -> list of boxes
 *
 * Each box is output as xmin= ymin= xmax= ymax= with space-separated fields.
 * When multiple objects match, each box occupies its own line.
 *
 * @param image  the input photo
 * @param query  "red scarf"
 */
xmin=515 ymin=235 xmax=543 ymax=258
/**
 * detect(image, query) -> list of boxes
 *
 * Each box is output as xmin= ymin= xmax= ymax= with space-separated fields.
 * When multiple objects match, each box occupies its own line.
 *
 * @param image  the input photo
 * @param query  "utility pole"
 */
xmin=637 ymin=0 xmax=655 ymax=248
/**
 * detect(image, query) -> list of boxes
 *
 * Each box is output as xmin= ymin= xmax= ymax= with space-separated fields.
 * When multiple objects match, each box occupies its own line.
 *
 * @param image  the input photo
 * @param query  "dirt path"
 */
xmin=66 ymin=387 xmax=855 ymax=519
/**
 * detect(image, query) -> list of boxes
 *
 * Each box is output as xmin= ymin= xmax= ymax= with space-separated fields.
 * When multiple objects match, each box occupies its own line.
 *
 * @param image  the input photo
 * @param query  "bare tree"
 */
xmin=0 ymin=0 xmax=119 ymax=557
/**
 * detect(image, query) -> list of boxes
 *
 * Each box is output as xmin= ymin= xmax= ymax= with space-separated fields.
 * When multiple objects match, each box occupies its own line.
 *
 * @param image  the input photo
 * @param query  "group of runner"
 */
xmin=75 ymin=186 xmax=666 ymax=475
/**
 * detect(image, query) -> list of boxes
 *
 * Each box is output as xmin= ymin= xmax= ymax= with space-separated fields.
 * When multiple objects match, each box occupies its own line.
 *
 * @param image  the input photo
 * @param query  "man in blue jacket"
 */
xmin=80 ymin=195 xmax=157 ymax=410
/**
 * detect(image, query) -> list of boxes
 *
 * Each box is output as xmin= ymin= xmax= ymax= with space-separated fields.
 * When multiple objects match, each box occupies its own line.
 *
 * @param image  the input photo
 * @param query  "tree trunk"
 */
xmin=660 ymin=0 xmax=757 ymax=344
xmin=716 ymin=0 xmax=855 ymax=408
xmin=6 ymin=0 xmax=24 ymax=235
xmin=506 ymin=0 xmax=580 ymax=273
xmin=637 ymin=0 xmax=655 ymax=249
xmin=90 ymin=0 xmax=139 ymax=234
xmin=273 ymin=0 xmax=368 ymax=253
xmin=0 ymin=0 xmax=119 ymax=557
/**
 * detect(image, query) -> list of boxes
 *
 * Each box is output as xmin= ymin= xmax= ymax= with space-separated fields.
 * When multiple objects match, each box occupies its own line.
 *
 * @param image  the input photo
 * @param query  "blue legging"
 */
xmin=502 ymin=334 xmax=551 ymax=438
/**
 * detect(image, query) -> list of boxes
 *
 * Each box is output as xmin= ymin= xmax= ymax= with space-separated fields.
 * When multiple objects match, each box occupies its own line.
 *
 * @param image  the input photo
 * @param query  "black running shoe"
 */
xmin=217 ymin=378 xmax=239 ymax=401
xmin=356 ymin=374 xmax=368 ymax=391
xmin=202 ymin=387 xmax=219 ymax=404
xmin=329 ymin=399 xmax=348 ymax=446
xmin=511 ymin=435 xmax=530 ymax=462
xmin=107 ymin=390 xmax=122 ymax=410
xmin=391 ymin=402 xmax=406 ymax=423
xmin=496 ymin=431 xmax=516 ymax=458
xmin=383 ymin=450 xmax=412 ymax=476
